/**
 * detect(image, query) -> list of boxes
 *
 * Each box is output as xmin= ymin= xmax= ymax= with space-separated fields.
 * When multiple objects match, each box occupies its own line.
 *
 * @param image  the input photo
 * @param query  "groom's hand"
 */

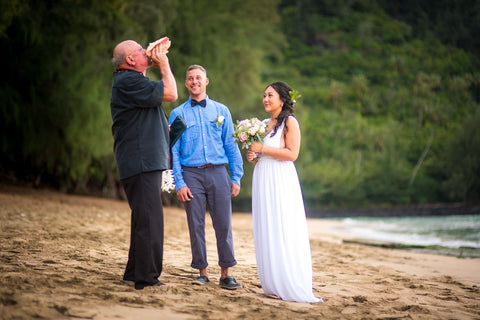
xmin=231 ymin=182 xmax=240 ymax=197
xmin=177 ymin=186 xmax=193 ymax=202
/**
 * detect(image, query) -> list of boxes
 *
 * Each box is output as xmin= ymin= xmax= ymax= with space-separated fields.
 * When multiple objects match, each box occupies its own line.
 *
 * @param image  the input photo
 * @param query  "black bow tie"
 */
xmin=191 ymin=99 xmax=206 ymax=107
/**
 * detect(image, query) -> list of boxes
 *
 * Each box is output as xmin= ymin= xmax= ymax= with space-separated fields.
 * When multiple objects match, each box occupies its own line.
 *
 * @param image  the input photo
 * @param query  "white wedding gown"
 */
xmin=252 ymin=117 xmax=321 ymax=303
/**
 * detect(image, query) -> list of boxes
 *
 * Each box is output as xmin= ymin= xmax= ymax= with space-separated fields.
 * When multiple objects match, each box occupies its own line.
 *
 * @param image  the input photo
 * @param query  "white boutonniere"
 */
xmin=216 ymin=115 xmax=225 ymax=127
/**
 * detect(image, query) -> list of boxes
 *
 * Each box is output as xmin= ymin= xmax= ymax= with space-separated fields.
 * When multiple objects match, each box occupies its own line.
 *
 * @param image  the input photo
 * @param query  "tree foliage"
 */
xmin=0 ymin=0 xmax=478 ymax=208
xmin=267 ymin=0 xmax=480 ymax=207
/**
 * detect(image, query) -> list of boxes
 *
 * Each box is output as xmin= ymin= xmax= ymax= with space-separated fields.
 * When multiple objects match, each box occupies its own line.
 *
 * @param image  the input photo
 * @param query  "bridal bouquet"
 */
xmin=232 ymin=117 xmax=267 ymax=150
xmin=161 ymin=169 xmax=175 ymax=193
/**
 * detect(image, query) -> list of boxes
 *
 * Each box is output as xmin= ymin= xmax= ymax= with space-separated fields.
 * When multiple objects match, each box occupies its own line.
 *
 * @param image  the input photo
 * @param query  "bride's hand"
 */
xmin=246 ymin=151 xmax=257 ymax=163
xmin=249 ymin=141 xmax=263 ymax=153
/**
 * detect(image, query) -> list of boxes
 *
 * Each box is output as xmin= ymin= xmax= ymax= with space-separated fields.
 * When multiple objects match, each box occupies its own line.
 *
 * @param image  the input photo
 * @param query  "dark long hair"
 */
xmin=267 ymin=81 xmax=295 ymax=138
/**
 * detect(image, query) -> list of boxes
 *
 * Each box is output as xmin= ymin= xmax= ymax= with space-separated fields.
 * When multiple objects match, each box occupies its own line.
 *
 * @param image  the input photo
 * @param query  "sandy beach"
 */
xmin=1 ymin=184 xmax=479 ymax=319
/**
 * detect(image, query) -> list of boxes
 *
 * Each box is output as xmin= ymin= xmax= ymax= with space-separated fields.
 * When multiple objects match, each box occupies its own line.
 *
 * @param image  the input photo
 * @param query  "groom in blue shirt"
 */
xmin=169 ymin=64 xmax=243 ymax=289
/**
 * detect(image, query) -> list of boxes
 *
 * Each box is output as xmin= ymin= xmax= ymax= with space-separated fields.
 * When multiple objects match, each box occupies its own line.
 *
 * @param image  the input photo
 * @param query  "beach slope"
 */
xmin=0 ymin=185 xmax=479 ymax=319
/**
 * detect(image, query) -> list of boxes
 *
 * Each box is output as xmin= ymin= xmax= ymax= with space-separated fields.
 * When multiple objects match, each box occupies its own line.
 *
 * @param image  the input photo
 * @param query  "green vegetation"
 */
xmin=1 ymin=0 xmax=478 ymax=209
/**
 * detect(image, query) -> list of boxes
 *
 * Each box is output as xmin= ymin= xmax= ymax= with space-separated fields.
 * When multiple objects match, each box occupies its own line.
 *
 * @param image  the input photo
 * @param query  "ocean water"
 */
xmin=339 ymin=215 xmax=480 ymax=249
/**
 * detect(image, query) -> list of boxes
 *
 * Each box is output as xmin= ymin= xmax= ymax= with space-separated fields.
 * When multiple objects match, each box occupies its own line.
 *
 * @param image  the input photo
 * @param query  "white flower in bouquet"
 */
xmin=161 ymin=169 xmax=175 ymax=193
xmin=248 ymin=126 xmax=258 ymax=136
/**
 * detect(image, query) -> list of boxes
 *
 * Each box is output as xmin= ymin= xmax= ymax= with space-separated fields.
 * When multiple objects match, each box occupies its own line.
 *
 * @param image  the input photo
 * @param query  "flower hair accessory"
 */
xmin=289 ymin=89 xmax=302 ymax=107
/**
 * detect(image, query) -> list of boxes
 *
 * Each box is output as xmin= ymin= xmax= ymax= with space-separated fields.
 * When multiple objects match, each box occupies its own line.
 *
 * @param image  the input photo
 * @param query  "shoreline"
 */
xmin=2 ymin=178 xmax=478 ymax=218
xmin=305 ymin=218 xmax=480 ymax=287
xmin=311 ymin=215 xmax=480 ymax=259
xmin=341 ymin=239 xmax=480 ymax=259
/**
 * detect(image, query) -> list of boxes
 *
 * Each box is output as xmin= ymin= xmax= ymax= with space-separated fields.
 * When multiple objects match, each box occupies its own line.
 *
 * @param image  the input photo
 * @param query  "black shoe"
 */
xmin=135 ymin=281 xmax=165 ymax=290
xmin=219 ymin=276 xmax=242 ymax=290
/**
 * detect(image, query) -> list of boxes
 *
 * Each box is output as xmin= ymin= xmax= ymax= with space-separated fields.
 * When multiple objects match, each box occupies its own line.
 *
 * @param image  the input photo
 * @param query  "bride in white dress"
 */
xmin=247 ymin=82 xmax=322 ymax=303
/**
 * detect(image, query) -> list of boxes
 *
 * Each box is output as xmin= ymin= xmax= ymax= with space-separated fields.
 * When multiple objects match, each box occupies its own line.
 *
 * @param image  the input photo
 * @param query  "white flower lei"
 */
xmin=161 ymin=169 xmax=176 ymax=193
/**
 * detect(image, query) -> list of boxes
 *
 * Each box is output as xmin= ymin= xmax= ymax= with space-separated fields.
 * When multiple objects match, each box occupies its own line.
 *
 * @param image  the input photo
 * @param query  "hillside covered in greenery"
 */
xmin=1 ymin=0 xmax=479 ymax=210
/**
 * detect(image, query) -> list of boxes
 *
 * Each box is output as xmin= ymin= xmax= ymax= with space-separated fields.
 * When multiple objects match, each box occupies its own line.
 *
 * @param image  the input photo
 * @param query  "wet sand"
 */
xmin=1 ymin=184 xmax=479 ymax=319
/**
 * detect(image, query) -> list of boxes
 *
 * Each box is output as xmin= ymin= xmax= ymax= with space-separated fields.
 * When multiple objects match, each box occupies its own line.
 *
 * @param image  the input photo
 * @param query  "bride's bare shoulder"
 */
xmin=286 ymin=116 xmax=300 ymax=129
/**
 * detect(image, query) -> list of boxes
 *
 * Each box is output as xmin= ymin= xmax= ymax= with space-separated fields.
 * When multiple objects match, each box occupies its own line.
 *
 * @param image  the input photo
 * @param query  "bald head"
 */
xmin=112 ymin=40 xmax=141 ymax=69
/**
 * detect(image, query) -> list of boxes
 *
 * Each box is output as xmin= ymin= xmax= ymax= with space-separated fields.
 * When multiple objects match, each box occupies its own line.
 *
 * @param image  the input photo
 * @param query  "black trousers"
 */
xmin=121 ymin=171 xmax=164 ymax=287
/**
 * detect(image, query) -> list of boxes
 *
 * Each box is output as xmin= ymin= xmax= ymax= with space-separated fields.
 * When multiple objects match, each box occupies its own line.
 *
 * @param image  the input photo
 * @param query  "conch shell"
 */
xmin=146 ymin=37 xmax=171 ymax=57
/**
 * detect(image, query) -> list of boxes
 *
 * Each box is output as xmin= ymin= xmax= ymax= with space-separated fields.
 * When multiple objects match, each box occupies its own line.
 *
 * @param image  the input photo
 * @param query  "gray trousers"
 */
xmin=182 ymin=165 xmax=237 ymax=269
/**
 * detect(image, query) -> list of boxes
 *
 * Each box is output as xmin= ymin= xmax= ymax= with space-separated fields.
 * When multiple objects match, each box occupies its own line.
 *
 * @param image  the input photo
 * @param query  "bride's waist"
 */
xmin=257 ymin=154 xmax=292 ymax=163
xmin=258 ymin=155 xmax=273 ymax=162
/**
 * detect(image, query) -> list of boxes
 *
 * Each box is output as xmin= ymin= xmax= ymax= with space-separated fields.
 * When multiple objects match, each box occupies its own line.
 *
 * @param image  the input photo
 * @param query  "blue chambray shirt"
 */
xmin=168 ymin=96 xmax=243 ymax=190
